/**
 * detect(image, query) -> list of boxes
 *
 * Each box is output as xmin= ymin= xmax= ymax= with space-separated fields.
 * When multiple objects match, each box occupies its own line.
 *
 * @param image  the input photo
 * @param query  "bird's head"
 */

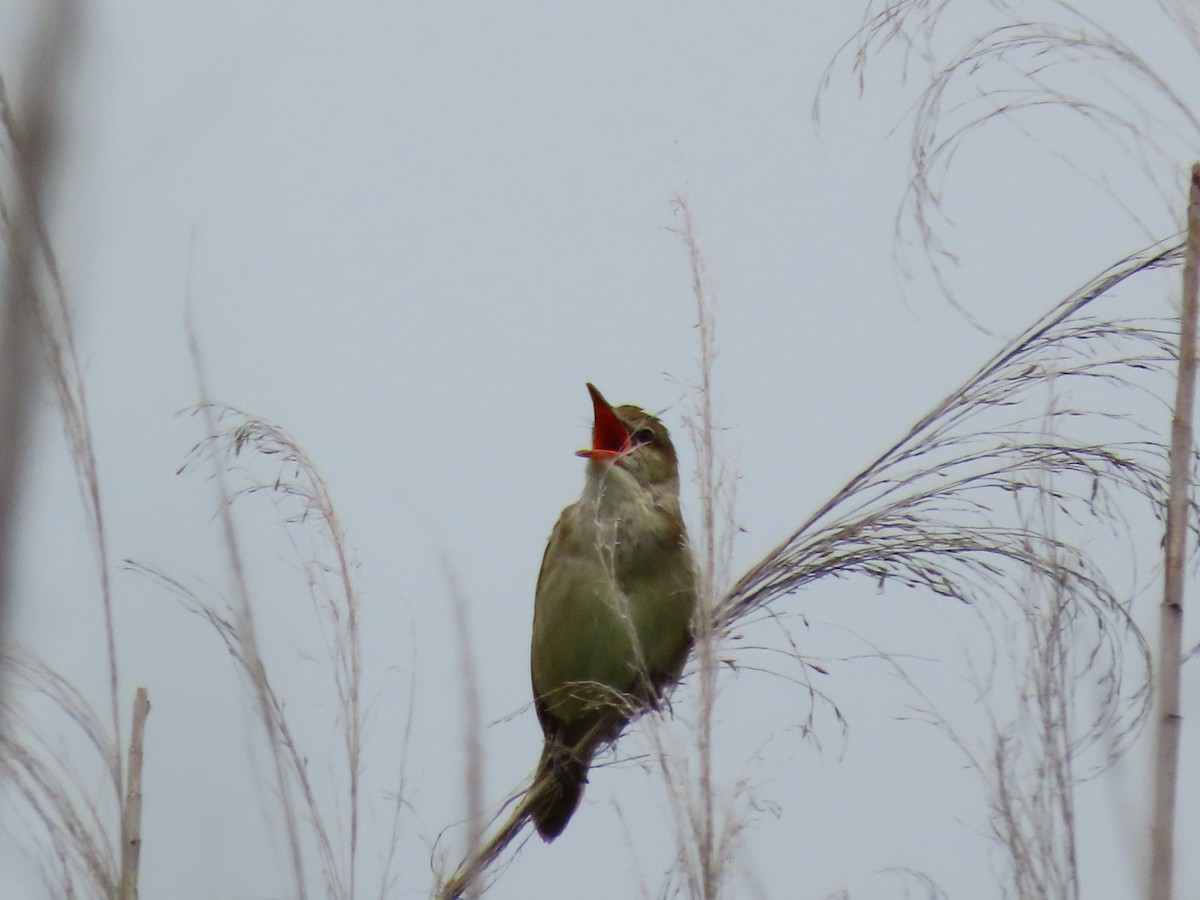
xmin=576 ymin=383 xmax=679 ymax=489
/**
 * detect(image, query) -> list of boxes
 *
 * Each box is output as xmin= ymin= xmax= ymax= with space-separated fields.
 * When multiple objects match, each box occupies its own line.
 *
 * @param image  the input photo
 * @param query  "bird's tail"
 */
xmin=528 ymin=739 xmax=589 ymax=841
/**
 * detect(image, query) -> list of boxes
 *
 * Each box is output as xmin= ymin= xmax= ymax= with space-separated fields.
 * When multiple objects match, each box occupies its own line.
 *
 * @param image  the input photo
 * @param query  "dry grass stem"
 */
xmin=118 ymin=687 xmax=150 ymax=900
xmin=178 ymin=333 xmax=312 ymax=898
xmin=0 ymin=1 xmax=77 ymax=698
xmin=670 ymin=191 xmax=741 ymax=900
xmin=720 ymin=240 xmax=1185 ymax=772
xmin=1148 ymin=162 xmax=1199 ymax=900
xmin=129 ymin=377 xmax=371 ymax=898
xmin=818 ymin=6 xmax=1200 ymax=895
xmin=445 ymin=564 xmax=485 ymax=900
xmin=7 ymin=5 xmax=1183 ymax=895
xmin=1 ymin=15 xmax=123 ymax=754
xmin=900 ymin=443 xmax=1085 ymax=900
xmin=438 ymin=196 xmax=745 ymax=895
xmin=1 ymin=14 xmax=155 ymax=897
xmin=820 ymin=2 xmax=1200 ymax=311
xmin=0 ymin=656 xmax=126 ymax=896
xmin=437 ymin=715 xmax=618 ymax=899
xmin=377 ymin=620 xmax=419 ymax=900
xmin=436 ymin=212 xmax=1179 ymax=898
xmin=1 ymin=676 xmax=150 ymax=898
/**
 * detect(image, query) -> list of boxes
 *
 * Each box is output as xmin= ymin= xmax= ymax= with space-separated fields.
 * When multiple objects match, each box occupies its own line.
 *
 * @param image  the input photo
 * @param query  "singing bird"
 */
xmin=528 ymin=383 xmax=697 ymax=840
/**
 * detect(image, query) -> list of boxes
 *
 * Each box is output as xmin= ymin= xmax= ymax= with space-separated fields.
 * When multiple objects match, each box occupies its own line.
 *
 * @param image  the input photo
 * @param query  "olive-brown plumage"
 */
xmin=528 ymin=384 xmax=696 ymax=840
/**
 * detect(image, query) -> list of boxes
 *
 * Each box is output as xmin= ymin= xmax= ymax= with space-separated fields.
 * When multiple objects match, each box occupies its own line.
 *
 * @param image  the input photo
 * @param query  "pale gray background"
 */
xmin=2 ymin=2 xmax=1197 ymax=898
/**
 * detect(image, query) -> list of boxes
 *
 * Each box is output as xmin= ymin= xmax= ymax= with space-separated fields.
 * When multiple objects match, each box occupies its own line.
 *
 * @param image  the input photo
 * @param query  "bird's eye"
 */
xmin=631 ymin=428 xmax=655 ymax=446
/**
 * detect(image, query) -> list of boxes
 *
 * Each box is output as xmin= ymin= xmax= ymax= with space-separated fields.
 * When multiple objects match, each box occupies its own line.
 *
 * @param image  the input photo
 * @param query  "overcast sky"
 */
xmin=3 ymin=3 xmax=1198 ymax=899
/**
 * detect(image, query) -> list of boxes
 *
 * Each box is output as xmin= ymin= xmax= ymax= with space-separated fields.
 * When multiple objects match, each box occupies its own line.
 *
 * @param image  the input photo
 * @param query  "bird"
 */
xmin=528 ymin=383 xmax=697 ymax=840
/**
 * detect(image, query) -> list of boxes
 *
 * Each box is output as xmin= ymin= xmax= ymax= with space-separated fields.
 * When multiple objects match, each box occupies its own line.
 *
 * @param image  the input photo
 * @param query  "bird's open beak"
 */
xmin=576 ymin=383 xmax=631 ymax=461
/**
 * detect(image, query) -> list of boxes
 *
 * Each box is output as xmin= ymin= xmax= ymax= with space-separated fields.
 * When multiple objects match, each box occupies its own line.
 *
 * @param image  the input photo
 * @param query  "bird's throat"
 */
xmin=580 ymin=460 xmax=677 ymax=554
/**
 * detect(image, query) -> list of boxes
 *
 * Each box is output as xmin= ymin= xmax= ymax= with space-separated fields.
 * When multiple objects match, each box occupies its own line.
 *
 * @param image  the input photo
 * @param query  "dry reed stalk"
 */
xmin=2 ymin=13 xmax=155 ymax=898
xmin=119 ymin=687 xmax=151 ymax=900
xmin=439 ymin=193 xmax=743 ymax=899
xmin=437 ymin=231 xmax=1181 ymax=898
xmin=0 ymin=1 xmax=76 ymax=709
xmin=671 ymin=191 xmax=739 ymax=900
xmin=818 ymin=6 xmax=1200 ymax=894
xmin=181 ymin=332 xmax=312 ymax=899
xmin=1148 ymin=161 xmax=1200 ymax=900
xmin=131 ymin=375 xmax=370 ymax=898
